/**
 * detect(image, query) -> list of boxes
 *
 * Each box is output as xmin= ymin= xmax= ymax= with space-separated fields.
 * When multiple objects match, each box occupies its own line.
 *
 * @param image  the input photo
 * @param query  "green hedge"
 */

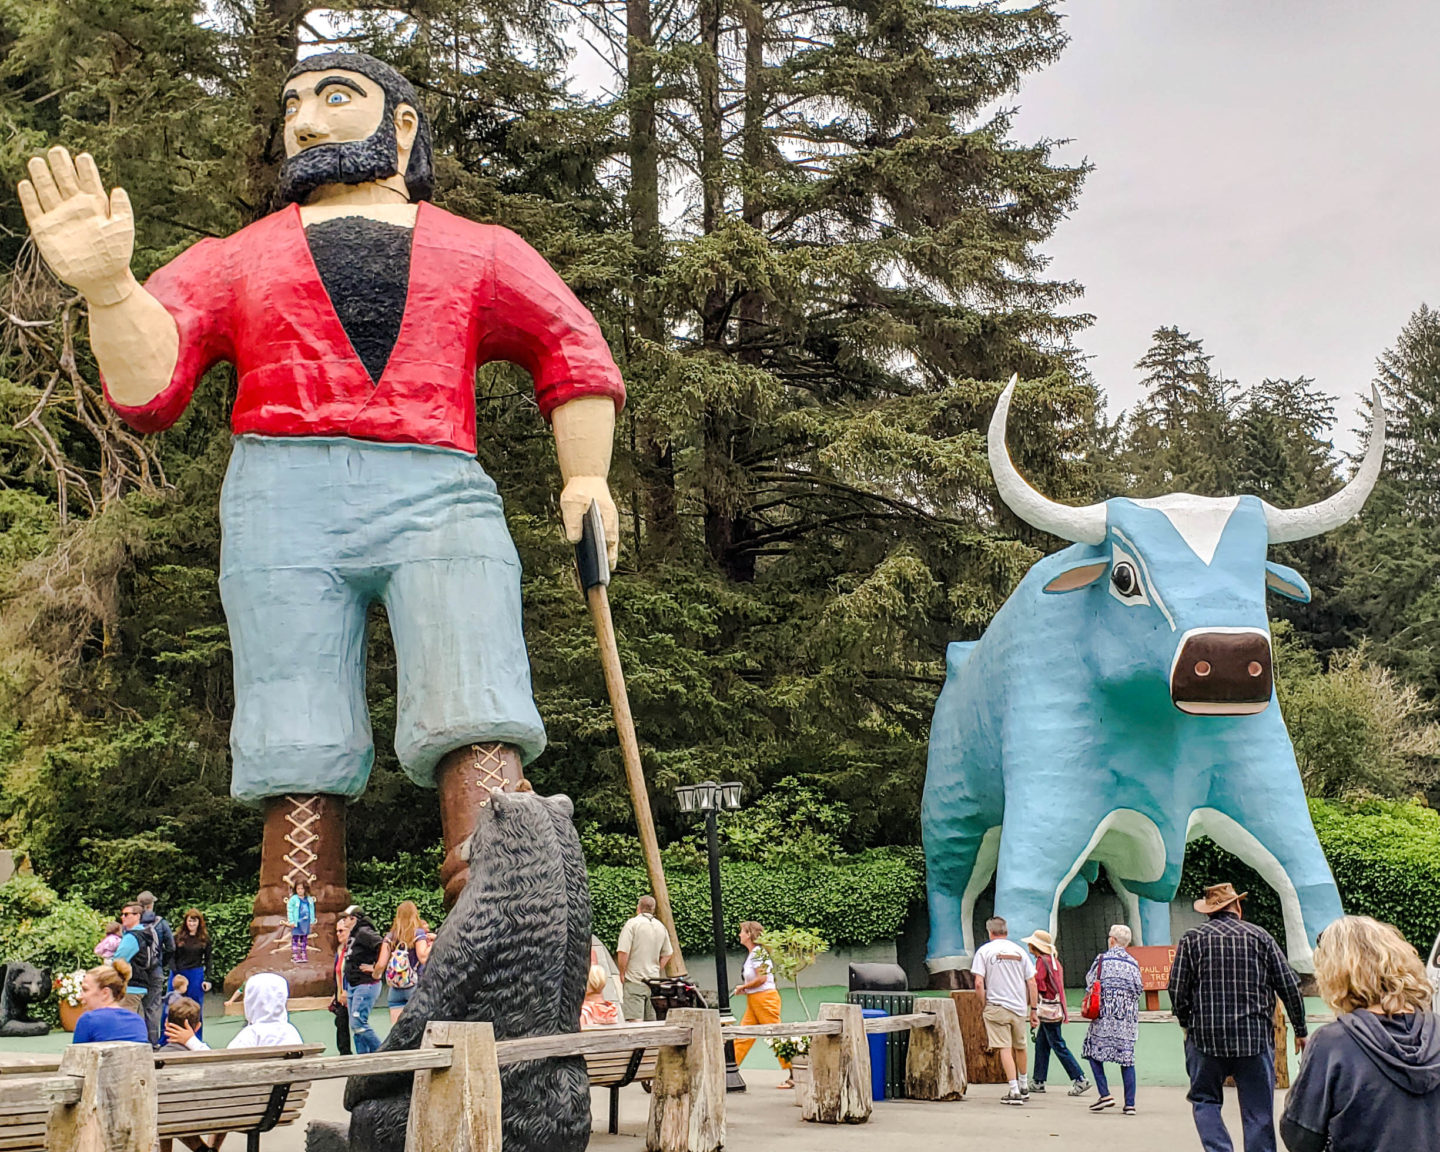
xmin=589 ymin=849 xmax=924 ymax=956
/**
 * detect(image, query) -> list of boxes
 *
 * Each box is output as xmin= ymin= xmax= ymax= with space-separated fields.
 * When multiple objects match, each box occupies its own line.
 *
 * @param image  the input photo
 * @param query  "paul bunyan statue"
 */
xmin=18 ymin=53 xmax=624 ymax=996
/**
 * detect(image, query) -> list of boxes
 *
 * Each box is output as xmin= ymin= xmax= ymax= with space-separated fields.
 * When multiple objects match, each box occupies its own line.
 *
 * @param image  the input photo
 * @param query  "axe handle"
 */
xmin=585 ymin=581 xmax=687 ymax=977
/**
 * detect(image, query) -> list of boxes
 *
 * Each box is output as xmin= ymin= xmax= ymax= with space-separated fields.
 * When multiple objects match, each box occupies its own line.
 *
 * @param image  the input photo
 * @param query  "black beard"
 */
xmin=277 ymin=115 xmax=403 ymax=205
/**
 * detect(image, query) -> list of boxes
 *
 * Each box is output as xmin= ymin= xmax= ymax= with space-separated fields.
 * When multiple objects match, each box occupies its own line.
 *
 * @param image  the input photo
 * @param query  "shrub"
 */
xmin=0 ymin=874 xmax=106 ymax=1023
xmin=757 ymin=926 xmax=829 ymax=1016
xmin=588 ymin=849 xmax=923 ymax=956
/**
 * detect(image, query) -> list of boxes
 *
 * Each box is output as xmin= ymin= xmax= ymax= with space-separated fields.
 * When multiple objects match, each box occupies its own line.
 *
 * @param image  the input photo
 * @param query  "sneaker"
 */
xmin=1019 ymin=1084 xmax=1030 ymax=1100
xmin=1089 ymin=1096 xmax=1116 ymax=1112
xmin=1029 ymin=1082 xmax=1046 ymax=1094
xmin=1068 ymin=1079 xmax=1093 ymax=1097
xmin=1123 ymin=1106 xmax=1136 ymax=1116
xmin=1001 ymin=1089 xmax=1026 ymax=1106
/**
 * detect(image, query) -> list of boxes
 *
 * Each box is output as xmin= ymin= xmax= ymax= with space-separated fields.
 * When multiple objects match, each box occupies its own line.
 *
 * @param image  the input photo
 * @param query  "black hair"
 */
xmin=280 ymin=52 xmax=434 ymax=202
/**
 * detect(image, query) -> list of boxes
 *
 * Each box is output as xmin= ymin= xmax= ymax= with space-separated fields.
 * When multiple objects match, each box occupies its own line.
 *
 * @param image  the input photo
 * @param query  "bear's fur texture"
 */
xmin=0 ymin=962 xmax=52 ymax=1037
xmin=341 ymin=790 xmax=591 ymax=1152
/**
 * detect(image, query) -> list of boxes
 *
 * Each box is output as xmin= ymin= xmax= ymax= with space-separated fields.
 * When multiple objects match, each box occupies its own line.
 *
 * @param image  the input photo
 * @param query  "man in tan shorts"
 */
xmin=972 ymin=916 xmax=1039 ymax=1104
xmin=616 ymin=895 xmax=674 ymax=1021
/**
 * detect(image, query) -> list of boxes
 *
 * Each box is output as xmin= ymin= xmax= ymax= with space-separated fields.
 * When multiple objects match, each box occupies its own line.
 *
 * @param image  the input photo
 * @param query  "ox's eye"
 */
xmin=1107 ymin=540 xmax=1152 ymax=608
xmin=1112 ymin=562 xmax=1139 ymax=598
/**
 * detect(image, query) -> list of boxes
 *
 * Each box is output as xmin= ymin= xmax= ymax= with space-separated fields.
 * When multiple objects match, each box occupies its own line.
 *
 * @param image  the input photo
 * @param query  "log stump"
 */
xmin=950 ymin=990 xmax=1006 ymax=1084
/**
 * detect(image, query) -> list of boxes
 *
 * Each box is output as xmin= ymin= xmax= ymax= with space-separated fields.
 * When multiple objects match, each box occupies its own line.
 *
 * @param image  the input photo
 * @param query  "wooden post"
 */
xmin=905 ymin=1000 xmax=967 ymax=1101
xmin=405 ymin=1021 xmax=502 ymax=1152
xmin=585 ymin=580 xmax=685 ymax=975
xmin=803 ymin=1003 xmax=871 ymax=1125
xmin=1274 ymin=1001 xmax=1291 ymax=1090
xmin=646 ymin=1008 xmax=724 ymax=1152
xmin=49 ymin=1041 xmax=157 ymax=1152
xmin=949 ymin=990 xmax=1006 ymax=1084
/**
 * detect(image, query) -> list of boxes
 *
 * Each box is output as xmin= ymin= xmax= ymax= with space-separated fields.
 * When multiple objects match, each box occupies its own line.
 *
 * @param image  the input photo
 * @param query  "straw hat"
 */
xmin=1193 ymin=882 xmax=1247 ymax=915
xmin=1021 ymin=928 xmax=1057 ymax=956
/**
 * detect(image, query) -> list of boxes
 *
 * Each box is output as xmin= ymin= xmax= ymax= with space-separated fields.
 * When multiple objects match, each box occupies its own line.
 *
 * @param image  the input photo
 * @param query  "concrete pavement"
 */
xmin=270 ymin=1067 xmax=1274 ymax=1151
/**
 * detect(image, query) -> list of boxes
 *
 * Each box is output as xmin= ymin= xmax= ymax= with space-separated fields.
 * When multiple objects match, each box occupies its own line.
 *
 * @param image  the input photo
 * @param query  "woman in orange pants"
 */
xmin=732 ymin=921 xmax=791 ymax=1085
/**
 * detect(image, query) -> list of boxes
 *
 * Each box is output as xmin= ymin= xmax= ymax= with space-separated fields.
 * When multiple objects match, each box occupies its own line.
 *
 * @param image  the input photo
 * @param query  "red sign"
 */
xmin=1127 ymin=946 xmax=1176 ymax=993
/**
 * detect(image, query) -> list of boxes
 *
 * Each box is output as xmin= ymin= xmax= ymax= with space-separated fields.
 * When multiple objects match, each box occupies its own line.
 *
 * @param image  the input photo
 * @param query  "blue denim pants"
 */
xmin=1185 ymin=1039 xmax=1276 ymax=1152
xmin=1034 ymin=1020 xmax=1085 ymax=1084
xmin=348 ymin=980 xmax=382 ymax=1054
xmin=1089 ymin=1059 xmax=1137 ymax=1108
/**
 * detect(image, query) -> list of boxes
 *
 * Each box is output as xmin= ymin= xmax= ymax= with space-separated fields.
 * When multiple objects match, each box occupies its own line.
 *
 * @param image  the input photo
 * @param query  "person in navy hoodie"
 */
xmin=72 ymin=960 xmax=149 ymax=1044
xmin=1281 ymin=915 xmax=1440 ymax=1152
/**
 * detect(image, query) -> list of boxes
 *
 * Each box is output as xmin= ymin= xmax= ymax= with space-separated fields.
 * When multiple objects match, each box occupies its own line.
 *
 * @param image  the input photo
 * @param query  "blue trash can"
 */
xmin=859 ymin=1007 xmax=887 ymax=1100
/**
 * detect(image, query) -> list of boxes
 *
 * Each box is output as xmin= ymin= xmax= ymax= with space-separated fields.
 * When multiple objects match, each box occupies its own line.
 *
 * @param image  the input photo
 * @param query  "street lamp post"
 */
xmin=676 ymin=780 xmax=746 ymax=1092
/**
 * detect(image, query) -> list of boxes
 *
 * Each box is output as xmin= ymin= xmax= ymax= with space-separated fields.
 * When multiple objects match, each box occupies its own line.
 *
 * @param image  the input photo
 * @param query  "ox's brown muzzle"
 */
xmin=1170 ymin=628 xmax=1272 ymax=716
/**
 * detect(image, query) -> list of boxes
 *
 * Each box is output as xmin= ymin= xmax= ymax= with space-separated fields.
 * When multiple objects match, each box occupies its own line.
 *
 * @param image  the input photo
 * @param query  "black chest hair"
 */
xmin=304 ymin=216 xmax=414 ymax=385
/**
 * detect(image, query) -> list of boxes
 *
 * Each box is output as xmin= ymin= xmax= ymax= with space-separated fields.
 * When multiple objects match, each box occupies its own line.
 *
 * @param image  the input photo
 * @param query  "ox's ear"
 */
xmin=1265 ymin=561 xmax=1312 ymax=603
xmin=1043 ymin=556 xmax=1109 ymax=594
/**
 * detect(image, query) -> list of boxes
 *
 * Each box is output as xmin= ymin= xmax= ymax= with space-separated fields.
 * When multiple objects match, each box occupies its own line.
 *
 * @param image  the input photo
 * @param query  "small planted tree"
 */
xmin=757 ymin=926 xmax=828 ymax=1019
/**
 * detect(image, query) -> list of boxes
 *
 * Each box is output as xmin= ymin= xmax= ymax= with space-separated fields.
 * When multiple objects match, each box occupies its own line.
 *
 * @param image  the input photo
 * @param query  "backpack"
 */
xmin=385 ymin=941 xmax=416 ymax=989
xmin=127 ymin=924 xmax=159 ymax=973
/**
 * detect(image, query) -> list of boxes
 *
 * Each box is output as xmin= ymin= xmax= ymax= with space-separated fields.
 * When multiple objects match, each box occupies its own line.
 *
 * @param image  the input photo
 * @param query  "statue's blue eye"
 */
xmin=327 ymin=91 xmax=349 ymax=105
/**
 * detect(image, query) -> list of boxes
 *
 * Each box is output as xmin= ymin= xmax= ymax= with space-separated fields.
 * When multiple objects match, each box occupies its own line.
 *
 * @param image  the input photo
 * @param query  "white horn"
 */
xmin=988 ymin=375 xmax=1107 ymax=545
xmin=1263 ymin=384 xmax=1386 ymax=543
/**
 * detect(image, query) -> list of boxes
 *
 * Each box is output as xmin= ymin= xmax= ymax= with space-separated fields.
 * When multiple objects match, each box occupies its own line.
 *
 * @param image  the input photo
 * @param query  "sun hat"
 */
xmin=1193 ymin=882 xmax=1247 ymax=915
xmin=1022 ymin=928 xmax=1057 ymax=956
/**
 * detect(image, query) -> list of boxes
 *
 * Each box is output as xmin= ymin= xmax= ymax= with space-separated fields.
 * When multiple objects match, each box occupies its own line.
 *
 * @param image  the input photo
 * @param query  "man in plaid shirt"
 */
xmin=1169 ymin=883 xmax=1309 ymax=1152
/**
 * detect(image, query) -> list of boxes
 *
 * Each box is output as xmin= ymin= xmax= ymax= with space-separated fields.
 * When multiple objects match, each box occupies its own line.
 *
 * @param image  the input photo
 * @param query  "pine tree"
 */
xmin=1121 ymin=326 xmax=1236 ymax=496
xmin=1341 ymin=304 xmax=1440 ymax=692
xmin=1235 ymin=377 xmax=1352 ymax=652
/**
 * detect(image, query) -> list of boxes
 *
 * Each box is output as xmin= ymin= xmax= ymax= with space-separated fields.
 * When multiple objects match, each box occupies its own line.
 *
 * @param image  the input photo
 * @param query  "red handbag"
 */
xmin=1081 ymin=980 xmax=1102 ymax=1021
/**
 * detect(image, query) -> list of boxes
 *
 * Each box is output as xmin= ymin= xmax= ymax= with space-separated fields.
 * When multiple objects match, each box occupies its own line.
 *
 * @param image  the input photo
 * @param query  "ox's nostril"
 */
xmin=1194 ymin=661 xmax=1211 ymax=677
xmin=1248 ymin=661 xmax=1263 ymax=677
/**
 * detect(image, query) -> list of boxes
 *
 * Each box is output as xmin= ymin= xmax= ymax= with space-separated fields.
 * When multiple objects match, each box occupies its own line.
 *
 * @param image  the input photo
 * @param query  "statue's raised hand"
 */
xmin=18 ymin=147 xmax=135 ymax=305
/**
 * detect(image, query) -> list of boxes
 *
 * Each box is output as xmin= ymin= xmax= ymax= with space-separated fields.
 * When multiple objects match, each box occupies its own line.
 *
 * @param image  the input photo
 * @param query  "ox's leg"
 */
xmin=1197 ymin=745 xmax=1343 ymax=972
xmin=993 ymin=795 xmax=1114 ymax=945
xmin=923 ymin=809 xmax=998 ymax=970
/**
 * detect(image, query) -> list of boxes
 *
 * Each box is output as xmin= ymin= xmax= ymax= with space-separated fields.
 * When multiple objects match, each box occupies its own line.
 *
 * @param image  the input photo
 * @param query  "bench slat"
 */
xmin=721 ymin=1020 xmax=842 ymax=1040
xmin=499 ymin=1024 xmax=688 ymax=1066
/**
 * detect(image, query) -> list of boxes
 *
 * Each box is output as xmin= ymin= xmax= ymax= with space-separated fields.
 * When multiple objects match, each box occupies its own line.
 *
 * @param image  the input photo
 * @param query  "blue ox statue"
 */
xmin=922 ymin=378 xmax=1384 ymax=976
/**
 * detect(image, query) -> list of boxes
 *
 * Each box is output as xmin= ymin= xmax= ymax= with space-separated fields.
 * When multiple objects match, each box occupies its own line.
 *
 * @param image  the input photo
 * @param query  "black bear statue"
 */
xmin=340 ymin=789 xmax=591 ymax=1152
xmin=0 ymin=962 xmax=52 ymax=1037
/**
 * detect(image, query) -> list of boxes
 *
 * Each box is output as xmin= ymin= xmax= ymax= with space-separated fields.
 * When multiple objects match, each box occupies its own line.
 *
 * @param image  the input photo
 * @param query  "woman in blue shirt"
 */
xmin=72 ymin=959 xmax=149 ymax=1044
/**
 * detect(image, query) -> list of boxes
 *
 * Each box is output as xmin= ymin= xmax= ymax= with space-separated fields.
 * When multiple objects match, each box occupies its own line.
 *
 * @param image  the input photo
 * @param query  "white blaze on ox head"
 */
xmin=987 ymin=376 xmax=1386 ymax=717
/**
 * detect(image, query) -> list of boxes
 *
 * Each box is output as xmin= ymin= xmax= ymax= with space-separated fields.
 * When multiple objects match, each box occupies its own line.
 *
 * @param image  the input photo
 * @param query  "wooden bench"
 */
xmin=0 ymin=1044 xmax=322 ymax=1152
xmin=581 ymin=1025 xmax=662 ymax=1135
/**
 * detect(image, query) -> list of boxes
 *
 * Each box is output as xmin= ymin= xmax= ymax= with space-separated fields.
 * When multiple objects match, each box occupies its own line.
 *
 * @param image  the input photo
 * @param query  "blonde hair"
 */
xmin=739 ymin=921 xmax=764 ymax=944
xmin=1314 ymin=915 xmax=1433 ymax=1016
xmin=389 ymin=901 xmax=424 ymax=949
xmin=172 ymin=973 xmax=189 ymax=994
xmin=586 ymin=965 xmax=608 ymax=996
xmin=88 ymin=959 xmax=131 ymax=1002
xmin=1108 ymin=924 xmax=1133 ymax=947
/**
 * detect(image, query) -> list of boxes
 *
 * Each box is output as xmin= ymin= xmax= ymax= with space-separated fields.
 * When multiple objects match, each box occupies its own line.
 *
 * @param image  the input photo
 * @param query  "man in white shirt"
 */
xmin=616 ymin=895 xmax=674 ymax=1021
xmin=972 ymin=916 xmax=1039 ymax=1105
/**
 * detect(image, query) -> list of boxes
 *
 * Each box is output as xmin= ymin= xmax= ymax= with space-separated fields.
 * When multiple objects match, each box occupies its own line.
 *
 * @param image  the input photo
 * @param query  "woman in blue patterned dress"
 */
xmin=1082 ymin=925 xmax=1144 ymax=1114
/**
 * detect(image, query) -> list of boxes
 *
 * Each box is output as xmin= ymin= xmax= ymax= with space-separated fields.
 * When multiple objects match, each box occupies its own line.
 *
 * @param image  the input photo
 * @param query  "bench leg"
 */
xmin=610 ymin=1086 xmax=620 ymax=1135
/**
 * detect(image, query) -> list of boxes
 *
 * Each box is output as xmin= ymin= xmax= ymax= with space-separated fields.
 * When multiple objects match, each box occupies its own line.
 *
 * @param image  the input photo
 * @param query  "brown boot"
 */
xmin=436 ymin=743 xmax=527 ymax=907
xmin=224 ymin=794 xmax=351 ymax=998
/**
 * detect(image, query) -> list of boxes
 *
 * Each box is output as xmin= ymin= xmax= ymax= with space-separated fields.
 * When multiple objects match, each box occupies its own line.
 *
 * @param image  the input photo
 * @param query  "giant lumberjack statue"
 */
xmin=19 ymin=53 xmax=624 ymax=996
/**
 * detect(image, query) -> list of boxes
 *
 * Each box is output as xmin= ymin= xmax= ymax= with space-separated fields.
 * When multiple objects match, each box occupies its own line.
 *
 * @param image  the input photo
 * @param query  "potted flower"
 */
xmin=767 ymin=1035 xmax=812 ymax=1105
xmin=54 ymin=971 xmax=86 ymax=1032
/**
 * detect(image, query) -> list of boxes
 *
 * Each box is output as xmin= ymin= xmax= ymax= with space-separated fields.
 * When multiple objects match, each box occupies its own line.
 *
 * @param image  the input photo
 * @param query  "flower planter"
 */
xmin=790 ymin=1055 xmax=810 ymax=1108
xmin=58 ymin=1000 xmax=83 ymax=1033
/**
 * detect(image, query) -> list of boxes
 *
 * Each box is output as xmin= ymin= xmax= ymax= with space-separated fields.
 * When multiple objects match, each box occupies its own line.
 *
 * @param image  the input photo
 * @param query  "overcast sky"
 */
xmin=1007 ymin=0 xmax=1440 ymax=451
